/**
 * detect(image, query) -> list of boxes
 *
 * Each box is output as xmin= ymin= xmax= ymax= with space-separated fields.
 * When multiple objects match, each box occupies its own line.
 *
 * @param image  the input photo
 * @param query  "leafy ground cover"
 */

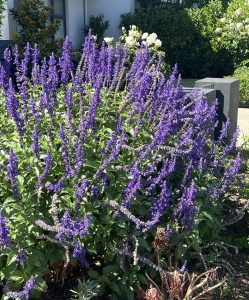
xmin=0 ymin=34 xmax=247 ymax=300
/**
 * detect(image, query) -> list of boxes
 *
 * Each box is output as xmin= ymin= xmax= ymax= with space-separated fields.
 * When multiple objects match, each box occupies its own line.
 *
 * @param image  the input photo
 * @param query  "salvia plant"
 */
xmin=0 ymin=33 xmax=242 ymax=299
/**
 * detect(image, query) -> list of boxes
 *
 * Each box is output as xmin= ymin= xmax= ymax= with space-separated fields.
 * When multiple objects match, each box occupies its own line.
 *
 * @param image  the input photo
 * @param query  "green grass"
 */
xmin=182 ymin=78 xmax=197 ymax=88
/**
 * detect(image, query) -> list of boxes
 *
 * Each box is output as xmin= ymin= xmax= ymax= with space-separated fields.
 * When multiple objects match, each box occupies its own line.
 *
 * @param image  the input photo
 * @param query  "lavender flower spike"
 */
xmin=73 ymin=243 xmax=88 ymax=267
xmin=7 ymin=151 xmax=20 ymax=202
xmin=5 ymin=277 xmax=38 ymax=300
xmin=0 ymin=213 xmax=11 ymax=249
xmin=60 ymin=36 xmax=73 ymax=85
xmin=17 ymin=249 xmax=27 ymax=267
xmin=36 ymin=152 xmax=54 ymax=191
xmin=176 ymin=182 xmax=199 ymax=229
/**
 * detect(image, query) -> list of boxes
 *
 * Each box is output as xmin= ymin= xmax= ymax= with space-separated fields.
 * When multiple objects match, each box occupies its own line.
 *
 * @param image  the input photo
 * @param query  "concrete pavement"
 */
xmin=237 ymin=108 xmax=249 ymax=145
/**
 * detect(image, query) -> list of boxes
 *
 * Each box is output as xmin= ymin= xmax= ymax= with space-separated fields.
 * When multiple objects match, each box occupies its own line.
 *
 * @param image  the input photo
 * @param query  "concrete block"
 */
xmin=195 ymin=78 xmax=240 ymax=141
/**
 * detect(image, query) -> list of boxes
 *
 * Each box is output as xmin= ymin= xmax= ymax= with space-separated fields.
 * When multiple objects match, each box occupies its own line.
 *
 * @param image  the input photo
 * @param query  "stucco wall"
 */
xmin=0 ymin=0 xmax=15 ymax=40
xmin=1 ymin=0 xmax=135 ymax=45
xmin=86 ymin=0 xmax=135 ymax=40
xmin=65 ymin=0 xmax=85 ymax=49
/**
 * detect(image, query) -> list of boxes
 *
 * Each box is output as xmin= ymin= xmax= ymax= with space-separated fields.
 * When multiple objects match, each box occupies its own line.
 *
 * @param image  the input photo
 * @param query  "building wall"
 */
xmin=1 ymin=0 xmax=15 ymax=40
xmin=65 ymin=0 xmax=85 ymax=49
xmin=1 ymin=0 xmax=135 ymax=46
xmin=86 ymin=0 xmax=135 ymax=40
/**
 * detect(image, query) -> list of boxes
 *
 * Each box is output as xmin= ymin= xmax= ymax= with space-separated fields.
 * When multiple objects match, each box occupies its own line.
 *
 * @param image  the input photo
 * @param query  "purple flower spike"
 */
xmin=36 ymin=152 xmax=54 ymax=191
xmin=3 ymin=48 xmax=11 ymax=78
xmin=32 ymin=44 xmax=40 ymax=85
xmin=150 ymin=183 xmax=172 ymax=227
xmin=48 ymin=52 xmax=59 ymax=92
xmin=17 ymin=249 xmax=27 ymax=267
xmin=6 ymin=277 xmax=38 ymax=300
xmin=60 ymin=37 xmax=73 ymax=85
xmin=6 ymin=79 xmax=25 ymax=139
xmin=59 ymin=212 xmax=92 ymax=240
xmin=0 ymin=213 xmax=11 ymax=249
xmin=31 ymin=126 xmax=42 ymax=159
xmin=176 ymin=182 xmax=199 ymax=228
xmin=73 ymin=243 xmax=88 ymax=267
xmin=74 ymin=180 xmax=89 ymax=211
xmin=58 ymin=126 xmax=72 ymax=177
xmin=7 ymin=151 xmax=20 ymax=202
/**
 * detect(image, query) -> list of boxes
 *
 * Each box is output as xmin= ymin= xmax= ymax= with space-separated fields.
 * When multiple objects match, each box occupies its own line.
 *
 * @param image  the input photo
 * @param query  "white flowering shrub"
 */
xmin=118 ymin=25 xmax=170 ymax=75
xmin=121 ymin=0 xmax=249 ymax=77
xmin=190 ymin=0 xmax=249 ymax=68
xmin=214 ymin=0 xmax=249 ymax=65
xmin=121 ymin=25 xmax=163 ymax=50
xmin=227 ymin=60 xmax=249 ymax=107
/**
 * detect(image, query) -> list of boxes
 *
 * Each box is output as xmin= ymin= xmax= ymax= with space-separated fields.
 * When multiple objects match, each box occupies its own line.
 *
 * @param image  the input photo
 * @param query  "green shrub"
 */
xmin=121 ymin=3 xmax=230 ymax=78
xmin=10 ymin=0 xmax=61 ymax=57
xmin=121 ymin=0 xmax=249 ymax=78
xmin=137 ymin=0 xmax=211 ymax=9
xmin=227 ymin=61 xmax=249 ymax=108
xmin=85 ymin=14 xmax=109 ymax=44
xmin=190 ymin=0 xmax=249 ymax=69
xmin=0 ymin=35 xmax=244 ymax=299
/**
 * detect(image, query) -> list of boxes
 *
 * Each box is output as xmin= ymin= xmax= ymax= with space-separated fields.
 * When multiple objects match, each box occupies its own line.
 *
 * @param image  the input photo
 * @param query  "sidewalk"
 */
xmin=237 ymin=108 xmax=249 ymax=145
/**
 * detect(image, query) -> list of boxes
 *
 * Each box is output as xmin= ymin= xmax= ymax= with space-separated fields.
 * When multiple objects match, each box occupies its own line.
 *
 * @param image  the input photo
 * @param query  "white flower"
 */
xmin=234 ymin=8 xmax=242 ymax=17
xmin=149 ymin=33 xmax=158 ymax=40
xmin=142 ymin=32 xmax=149 ymax=40
xmin=146 ymin=33 xmax=157 ymax=46
xmin=154 ymin=39 xmax=162 ymax=47
xmin=125 ymin=36 xmax=135 ymax=47
xmin=236 ymin=22 xmax=243 ymax=30
xmin=131 ymin=25 xmax=137 ymax=31
xmin=245 ymin=18 xmax=249 ymax=24
xmin=215 ymin=27 xmax=222 ymax=33
xmin=104 ymin=37 xmax=113 ymax=44
xmin=220 ymin=17 xmax=226 ymax=23
xmin=129 ymin=29 xmax=140 ymax=39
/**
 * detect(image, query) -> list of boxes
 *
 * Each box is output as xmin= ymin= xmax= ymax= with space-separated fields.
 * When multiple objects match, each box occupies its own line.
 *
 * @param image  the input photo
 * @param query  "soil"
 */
xmin=41 ymin=251 xmax=249 ymax=300
xmin=43 ymin=279 xmax=77 ymax=300
xmin=230 ymin=254 xmax=249 ymax=300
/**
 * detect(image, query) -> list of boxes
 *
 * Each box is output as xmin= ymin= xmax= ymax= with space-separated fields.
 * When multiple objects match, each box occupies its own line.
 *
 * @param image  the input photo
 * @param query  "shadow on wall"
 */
xmin=215 ymin=90 xmax=226 ymax=140
xmin=120 ymin=3 xmax=234 ymax=78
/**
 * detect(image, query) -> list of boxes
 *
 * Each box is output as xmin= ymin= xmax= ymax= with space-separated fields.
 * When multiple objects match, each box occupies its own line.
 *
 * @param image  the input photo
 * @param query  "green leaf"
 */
xmin=8 ymin=270 xmax=24 ymax=283
xmin=7 ymin=255 xmax=18 ymax=267
xmin=103 ymin=265 xmax=119 ymax=275
xmin=109 ymin=281 xmax=121 ymax=295
xmin=17 ymin=175 xmax=24 ymax=186
xmin=138 ymin=237 xmax=150 ymax=251
xmin=87 ymin=269 xmax=100 ymax=279
xmin=137 ymin=274 xmax=147 ymax=285
xmin=126 ymin=287 xmax=134 ymax=300
xmin=84 ymin=160 xmax=100 ymax=169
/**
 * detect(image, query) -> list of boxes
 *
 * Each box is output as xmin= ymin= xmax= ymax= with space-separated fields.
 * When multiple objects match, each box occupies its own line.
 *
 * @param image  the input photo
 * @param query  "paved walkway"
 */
xmin=238 ymin=108 xmax=249 ymax=145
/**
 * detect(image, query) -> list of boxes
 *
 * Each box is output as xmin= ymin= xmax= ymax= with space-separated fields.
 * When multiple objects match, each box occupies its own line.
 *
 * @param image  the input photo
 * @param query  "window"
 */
xmin=50 ymin=0 xmax=66 ymax=39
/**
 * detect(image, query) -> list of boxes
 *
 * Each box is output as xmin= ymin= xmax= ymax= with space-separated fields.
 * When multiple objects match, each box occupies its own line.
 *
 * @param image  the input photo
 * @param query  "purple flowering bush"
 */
xmin=0 ymin=34 xmax=242 ymax=299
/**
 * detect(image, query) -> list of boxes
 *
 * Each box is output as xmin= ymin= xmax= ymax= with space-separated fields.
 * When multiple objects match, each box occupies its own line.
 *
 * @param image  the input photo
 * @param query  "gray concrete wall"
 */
xmin=195 ymin=78 xmax=240 ymax=141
